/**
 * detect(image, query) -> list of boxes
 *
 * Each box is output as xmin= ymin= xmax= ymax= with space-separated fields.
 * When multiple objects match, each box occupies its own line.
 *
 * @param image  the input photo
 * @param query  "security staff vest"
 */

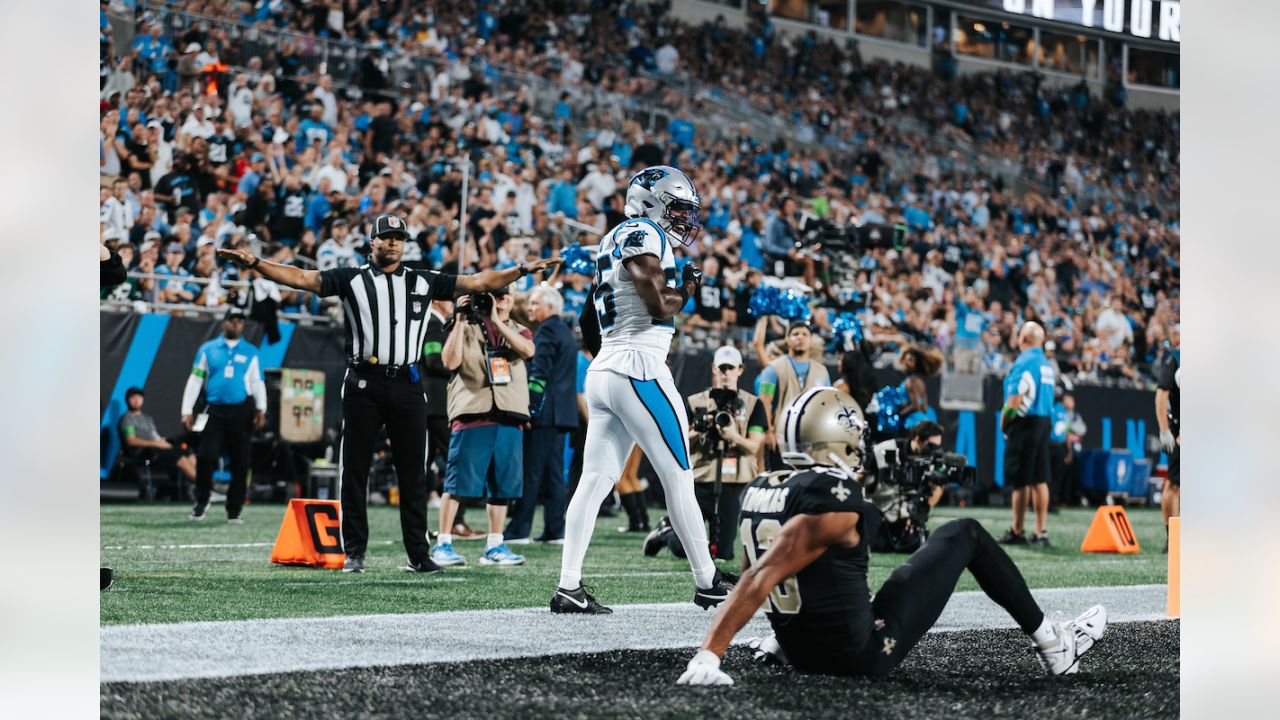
xmin=447 ymin=319 xmax=530 ymax=425
xmin=769 ymin=354 xmax=830 ymax=439
xmin=688 ymin=389 xmax=760 ymax=485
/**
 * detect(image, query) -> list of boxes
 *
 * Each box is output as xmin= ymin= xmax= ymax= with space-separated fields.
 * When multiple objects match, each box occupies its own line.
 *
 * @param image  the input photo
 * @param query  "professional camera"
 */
xmin=690 ymin=388 xmax=740 ymax=439
xmin=459 ymin=292 xmax=493 ymax=323
xmin=869 ymin=442 xmax=975 ymax=553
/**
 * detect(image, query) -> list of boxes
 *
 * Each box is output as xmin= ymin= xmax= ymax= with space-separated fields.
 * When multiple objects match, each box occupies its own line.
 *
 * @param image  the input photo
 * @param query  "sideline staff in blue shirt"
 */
xmin=998 ymin=322 xmax=1056 ymax=547
xmin=181 ymin=307 xmax=267 ymax=522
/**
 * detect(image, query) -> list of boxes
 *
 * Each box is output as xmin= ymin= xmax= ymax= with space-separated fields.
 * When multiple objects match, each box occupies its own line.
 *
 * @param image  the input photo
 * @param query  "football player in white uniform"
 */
xmin=551 ymin=166 xmax=737 ymax=614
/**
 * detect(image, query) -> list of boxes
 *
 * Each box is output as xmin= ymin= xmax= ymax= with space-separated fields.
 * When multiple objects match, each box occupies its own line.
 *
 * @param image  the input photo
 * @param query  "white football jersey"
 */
xmin=590 ymin=218 xmax=678 ymax=379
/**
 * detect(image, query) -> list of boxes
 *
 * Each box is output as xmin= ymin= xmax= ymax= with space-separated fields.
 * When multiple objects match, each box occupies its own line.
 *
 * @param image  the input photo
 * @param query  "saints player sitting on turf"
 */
xmin=552 ymin=165 xmax=736 ymax=614
xmin=677 ymin=387 xmax=1107 ymax=685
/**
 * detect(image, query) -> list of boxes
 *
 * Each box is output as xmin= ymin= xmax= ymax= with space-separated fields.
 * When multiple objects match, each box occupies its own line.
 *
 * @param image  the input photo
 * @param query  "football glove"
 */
xmin=677 ymin=649 xmax=733 ymax=686
xmin=1160 ymin=429 xmax=1176 ymax=453
xmin=745 ymin=634 xmax=786 ymax=666
xmin=681 ymin=263 xmax=703 ymax=290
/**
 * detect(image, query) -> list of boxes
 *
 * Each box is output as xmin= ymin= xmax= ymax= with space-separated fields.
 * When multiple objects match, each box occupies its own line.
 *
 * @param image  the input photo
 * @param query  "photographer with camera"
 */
xmin=433 ymin=285 xmax=536 ymax=568
xmin=644 ymin=347 xmax=766 ymax=561
xmin=862 ymin=421 xmax=974 ymax=553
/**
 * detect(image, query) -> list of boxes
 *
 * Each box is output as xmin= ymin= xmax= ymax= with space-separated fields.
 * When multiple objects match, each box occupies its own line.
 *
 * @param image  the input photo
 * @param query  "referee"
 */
xmin=218 ymin=214 xmax=559 ymax=573
xmin=998 ymin=322 xmax=1056 ymax=547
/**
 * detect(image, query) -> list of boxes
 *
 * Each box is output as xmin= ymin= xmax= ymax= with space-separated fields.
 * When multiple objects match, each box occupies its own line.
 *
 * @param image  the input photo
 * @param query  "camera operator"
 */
xmin=644 ymin=347 xmax=766 ymax=561
xmin=433 ymin=285 xmax=535 ymax=568
xmin=862 ymin=421 xmax=972 ymax=553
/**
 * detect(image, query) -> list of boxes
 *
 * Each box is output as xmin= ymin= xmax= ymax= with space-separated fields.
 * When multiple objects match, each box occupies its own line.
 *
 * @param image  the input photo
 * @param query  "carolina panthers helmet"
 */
xmin=779 ymin=387 xmax=867 ymax=475
xmin=624 ymin=165 xmax=701 ymax=246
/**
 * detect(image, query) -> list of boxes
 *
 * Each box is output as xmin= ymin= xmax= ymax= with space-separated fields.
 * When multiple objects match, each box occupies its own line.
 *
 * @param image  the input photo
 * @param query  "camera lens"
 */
xmin=714 ymin=411 xmax=733 ymax=428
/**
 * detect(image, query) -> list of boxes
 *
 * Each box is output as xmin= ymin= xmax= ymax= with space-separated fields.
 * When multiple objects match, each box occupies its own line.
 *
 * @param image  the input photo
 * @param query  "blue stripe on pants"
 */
xmin=628 ymin=378 xmax=690 ymax=471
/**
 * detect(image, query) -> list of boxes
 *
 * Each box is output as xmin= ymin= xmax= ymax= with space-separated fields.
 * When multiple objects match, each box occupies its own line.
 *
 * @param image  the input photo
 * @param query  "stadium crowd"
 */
xmin=99 ymin=0 xmax=1179 ymax=388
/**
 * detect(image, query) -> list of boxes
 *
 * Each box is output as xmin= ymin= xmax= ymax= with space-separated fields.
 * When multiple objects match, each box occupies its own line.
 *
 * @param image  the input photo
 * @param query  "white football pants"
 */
xmin=558 ymin=368 xmax=716 ymax=591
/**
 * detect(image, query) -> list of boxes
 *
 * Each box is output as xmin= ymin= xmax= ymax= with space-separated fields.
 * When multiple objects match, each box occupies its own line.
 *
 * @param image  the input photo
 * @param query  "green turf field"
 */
xmin=101 ymin=503 xmax=1171 ymax=626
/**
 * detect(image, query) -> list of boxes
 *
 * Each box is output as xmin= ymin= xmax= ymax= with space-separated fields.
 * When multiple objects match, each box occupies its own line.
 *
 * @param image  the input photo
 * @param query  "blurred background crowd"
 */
xmin=99 ymin=0 xmax=1179 ymax=389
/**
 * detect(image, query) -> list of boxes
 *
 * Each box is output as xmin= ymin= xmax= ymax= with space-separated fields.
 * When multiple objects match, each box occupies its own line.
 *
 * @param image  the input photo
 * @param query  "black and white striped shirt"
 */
xmin=319 ymin=265 xmax=457 ymax=366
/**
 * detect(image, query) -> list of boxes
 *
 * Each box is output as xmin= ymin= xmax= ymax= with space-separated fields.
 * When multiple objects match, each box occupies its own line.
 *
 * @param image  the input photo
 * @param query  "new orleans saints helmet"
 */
xmin=624 ymin=165 xmax=702 ymax=246
xmin=779 ymin=387 xmax=867 ymax=474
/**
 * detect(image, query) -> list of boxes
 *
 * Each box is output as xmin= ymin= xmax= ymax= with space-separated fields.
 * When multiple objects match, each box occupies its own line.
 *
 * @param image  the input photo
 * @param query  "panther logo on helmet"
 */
xmin=631 ymin=167 xmax=669 ymax=190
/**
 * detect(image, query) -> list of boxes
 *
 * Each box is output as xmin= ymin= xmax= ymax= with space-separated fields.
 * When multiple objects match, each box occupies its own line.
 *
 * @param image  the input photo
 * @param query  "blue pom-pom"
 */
xmin=560 ymin=243 xmax=596 ymax=277
xmin=874 ymin=384 xmax=909 ymax=434
xmin=827 ymin=312 xmax=865 ymax=353
xmin=748 ymin=286 xmax=811 ymax=321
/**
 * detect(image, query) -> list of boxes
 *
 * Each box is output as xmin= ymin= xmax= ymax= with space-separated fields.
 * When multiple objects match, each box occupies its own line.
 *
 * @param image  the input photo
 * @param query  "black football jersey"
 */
xmin=739 ymin=467 xmax=880 ymax=625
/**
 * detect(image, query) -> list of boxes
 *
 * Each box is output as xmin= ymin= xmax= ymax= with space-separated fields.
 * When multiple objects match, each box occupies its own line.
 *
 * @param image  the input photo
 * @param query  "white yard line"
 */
xmin=101 ymin=584 xmax=1172 ymax=684
xmin=102 ymin=540 xmax=400 ymax=551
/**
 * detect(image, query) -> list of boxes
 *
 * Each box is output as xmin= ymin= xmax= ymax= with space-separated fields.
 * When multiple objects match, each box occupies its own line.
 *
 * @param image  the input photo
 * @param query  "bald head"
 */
xmin=1018 ymin=322 xmax=1046 ymax=350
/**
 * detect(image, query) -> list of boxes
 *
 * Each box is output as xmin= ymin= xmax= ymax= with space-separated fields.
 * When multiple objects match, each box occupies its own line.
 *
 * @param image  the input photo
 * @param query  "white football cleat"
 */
xmin=1035 ymin=605 xmax=1108 ymax=676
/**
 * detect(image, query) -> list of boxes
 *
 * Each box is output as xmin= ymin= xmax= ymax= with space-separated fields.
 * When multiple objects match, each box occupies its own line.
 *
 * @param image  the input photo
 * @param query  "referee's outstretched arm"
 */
xmin=217 ymin=248 xmax=562 ymax=296
xmin=451 ymin=258 xmax=562 ymax=296
xmin=218 ymin=248 xmax=324 ymax=292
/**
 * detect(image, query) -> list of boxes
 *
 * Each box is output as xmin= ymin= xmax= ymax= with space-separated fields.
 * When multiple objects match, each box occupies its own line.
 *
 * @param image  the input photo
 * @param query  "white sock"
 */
xmin=487 ymin=533 xmax=504 ymax=550
xmin=558 ymin=470 xmax=615 ymax=590
xmin=1030 ymin=617 xmax=1056 ymax=645
xmin=437 ymin=533 xmax=453 ymax=546
xmin=662 ymin=469 xmax=716 ymax=589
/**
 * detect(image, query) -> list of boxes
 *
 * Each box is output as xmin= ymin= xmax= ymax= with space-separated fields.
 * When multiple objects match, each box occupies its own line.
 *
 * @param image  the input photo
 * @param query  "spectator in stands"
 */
xmin=434 ymin=286 xmax=534 ymax=567
xmin=155 ymin=242 xmax=197 ymax=304
xmin=1095 ymin=297 xmax=1134 ymax=351
xmin=763 ymin=196 xmax=800 ymax=278
xmin=118 ymin=387 xmax=197 ymax=489
xmin=101 ymin=178 xmax=134 ymax=237
xmin=505 ymin=286 xmax=578 ymax=545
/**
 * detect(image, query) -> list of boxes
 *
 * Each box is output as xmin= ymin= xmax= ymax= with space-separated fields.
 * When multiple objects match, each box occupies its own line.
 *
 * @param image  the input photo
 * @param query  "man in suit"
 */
xmin=506 ymin=286 xmax=580 ymax=543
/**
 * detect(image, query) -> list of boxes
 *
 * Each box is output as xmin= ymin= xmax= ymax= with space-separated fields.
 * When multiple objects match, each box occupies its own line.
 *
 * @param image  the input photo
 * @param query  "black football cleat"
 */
xmin=643 ymin=517 xmax=674 ymax=557
xmin=404 ymin=558 xmax=444 ymax=574
xmin=694 ymin=570 xmax=739 ymax=610
xmin=342 ymin=555 xmax=365 ymax=573
xmin=550 ymin=584 xmax=613 ymax=614
xmin=998 ymin=528 xmax=1029 ymax=545
xmin=100 ymin=567 xmax=114 ymax=590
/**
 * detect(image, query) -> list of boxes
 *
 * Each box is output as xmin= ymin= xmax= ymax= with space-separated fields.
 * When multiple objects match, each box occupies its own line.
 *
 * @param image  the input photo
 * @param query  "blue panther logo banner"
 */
xmin=631 ymin=167 xmax=669 ymax=190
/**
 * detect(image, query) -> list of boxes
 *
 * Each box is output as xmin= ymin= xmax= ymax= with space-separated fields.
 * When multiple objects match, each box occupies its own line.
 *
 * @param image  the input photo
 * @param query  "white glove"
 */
xmin=746 ymin=634 xmax=787 ymax=665
xmin=677 ymin=649 xmax=734 ymax=686
xmin=1160 ymin=429 xmax=1176 ymax=453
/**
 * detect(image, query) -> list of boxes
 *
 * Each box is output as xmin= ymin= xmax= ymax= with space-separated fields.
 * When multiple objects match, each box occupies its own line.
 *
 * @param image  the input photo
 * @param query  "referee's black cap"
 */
xmin=371 ymin=213 xmax=409 ymax=239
